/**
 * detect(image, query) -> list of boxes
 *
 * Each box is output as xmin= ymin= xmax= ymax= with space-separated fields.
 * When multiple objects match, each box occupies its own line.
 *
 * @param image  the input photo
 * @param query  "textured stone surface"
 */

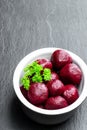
xmin=0 ymin=0 xmax=87 ymax=129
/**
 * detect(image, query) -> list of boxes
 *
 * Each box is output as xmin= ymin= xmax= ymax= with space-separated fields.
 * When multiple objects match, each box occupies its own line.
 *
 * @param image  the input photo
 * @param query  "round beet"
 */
xmin=36 ymin=104 xmax=44 ymax=109
xmin=59 ymin=63 xmax=82 ymax=85
xmin=20 ymin=86 xmax=28 ymax=100
xmin=51 ymin=50 xmax=72 ymax=70
xmin=45 ymin=96 xmax=68 ymax=110
xmin=47 ymin=79 xmax=65 ymax=96
xmin=63 ymin=84 xmax=79 ymax=104
xmin=51 ymin=72 xmax=59 ymax=81
xmin=37 ymin=58 xmax=52 ymax=69
xmin=27 ymin=83 xmax=48 ymax=105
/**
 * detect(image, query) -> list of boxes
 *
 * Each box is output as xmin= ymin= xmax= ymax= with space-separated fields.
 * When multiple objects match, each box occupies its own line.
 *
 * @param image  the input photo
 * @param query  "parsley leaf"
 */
xmin=21 ymin=61 xmax=51 ymax=90
xmin=32 ymin=73 xmax=43 ymax=82
xmin=21 ymin=76 xmax=30 ymax=90
xmin=43 ymin=68 xmax=51 ymax=81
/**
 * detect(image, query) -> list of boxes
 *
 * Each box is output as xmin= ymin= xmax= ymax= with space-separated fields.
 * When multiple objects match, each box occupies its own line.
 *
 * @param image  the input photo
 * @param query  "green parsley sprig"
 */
xmin=21 ymin=61 xmax=51 ymax=90
xmin=43 ymin=68 xmax=51 ymax=81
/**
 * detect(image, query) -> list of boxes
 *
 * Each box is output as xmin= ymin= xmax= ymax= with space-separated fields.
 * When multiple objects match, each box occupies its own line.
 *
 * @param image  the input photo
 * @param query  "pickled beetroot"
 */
xmin=36 ymin=104 xmax=44 ymax=109
xmin=47 ymin=79 xmax=65 ymax=96
xmin=27 ymin=83 xmax=48 ymax=105
xmin=63 ymin=84 xmax=79 ymax=104
xmin=59 ymin=63 xmax=82 ymax=85
xmin=45 ymin=96 xmax=68 ymax=110
xmin=20 ymin=86 xmax=28 ymax=100
xmin=20 ymin=49 xmax=82 ymax=110
xmin=37 ymin=58 xmax=52 ymax=69
xmin=51 ymin=50 xmax=72 ymax=70
xmin=51 ymin=72 xmax=59 ymax=81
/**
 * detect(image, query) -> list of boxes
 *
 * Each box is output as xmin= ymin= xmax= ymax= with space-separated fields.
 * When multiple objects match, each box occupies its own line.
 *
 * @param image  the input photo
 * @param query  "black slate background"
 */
xmin=0 ymin=0 xmax=87 ymax=130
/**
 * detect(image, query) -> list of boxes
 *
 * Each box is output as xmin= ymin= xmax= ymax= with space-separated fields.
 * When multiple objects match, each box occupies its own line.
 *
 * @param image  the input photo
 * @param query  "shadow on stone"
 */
xmin=9 ymin=96 xmax=39 ymax=129
xmin=10 ymin=96 xmax=72 ymax=130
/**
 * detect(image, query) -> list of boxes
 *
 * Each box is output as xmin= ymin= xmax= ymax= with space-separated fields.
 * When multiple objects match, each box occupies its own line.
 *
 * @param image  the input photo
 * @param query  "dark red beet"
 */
xmin=47 ymin=79 xmax=65 ymax=96
xmin=59 ymin=63 xmax=82 ymax=85
xmin=63 ymin=84 xmax=79 ymax=104
xmin=45 ymin=96 xmax=68 ymax=110
xmin=37 ymin=58 xmax=52 ymax=69
xmin=51 ymin=72 xmax=59 ymax=81
xmin=27 ymin=83 xmax=48 ymax=105
xmin=20 ymin=86 xmax=28 ymax=100
xmin=20 ymin=50 xmax=82 ymax=110
xmin=51 ymin=50 xmax=72 ymax=70
xmin=36 ymin=104 xmax=44 ymax=109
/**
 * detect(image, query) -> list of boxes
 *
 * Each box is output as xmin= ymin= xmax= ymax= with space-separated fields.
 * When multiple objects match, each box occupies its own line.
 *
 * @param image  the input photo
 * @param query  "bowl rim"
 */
xmin=13 ymin=47 xmax=87 ymax=115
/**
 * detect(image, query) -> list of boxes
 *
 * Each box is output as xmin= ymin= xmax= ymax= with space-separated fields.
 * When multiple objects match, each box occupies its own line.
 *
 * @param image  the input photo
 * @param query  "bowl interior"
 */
xmin=13 ymin=48 xmax=87 ymax=115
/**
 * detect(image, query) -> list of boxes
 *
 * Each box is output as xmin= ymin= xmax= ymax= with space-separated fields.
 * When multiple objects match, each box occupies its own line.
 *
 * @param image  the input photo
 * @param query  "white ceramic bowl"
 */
xmin=13 ymin=48 xmax=87 ymax=125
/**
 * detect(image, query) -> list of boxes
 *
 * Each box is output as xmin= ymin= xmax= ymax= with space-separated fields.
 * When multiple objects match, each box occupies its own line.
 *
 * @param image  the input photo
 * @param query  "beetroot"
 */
xmin=45 ymin=96 xmax=68 ymax=110
xmin=51 ymin=72 xmax=59 ymax=81
xmin=59 ymin=63 xmax=82 ymax=85
xmin=63 ymin=84 xmax=79 ymax=104
xmin=51 ymin=50 xmax=72 ymax=70
xmin=20 ymin=49 xmax=82 ymax=110
xmin=47 ymin=79 xmax=65 ymax=96
xmin=36 ymin=104 xmax=44 ymax=109
xmin=20 ymin=86 xmax=28 ymax=100
xmin=27 ymin=83 xmax=48 ymax=105
xmin=37 ymin=58 xmax=52 ymax=69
